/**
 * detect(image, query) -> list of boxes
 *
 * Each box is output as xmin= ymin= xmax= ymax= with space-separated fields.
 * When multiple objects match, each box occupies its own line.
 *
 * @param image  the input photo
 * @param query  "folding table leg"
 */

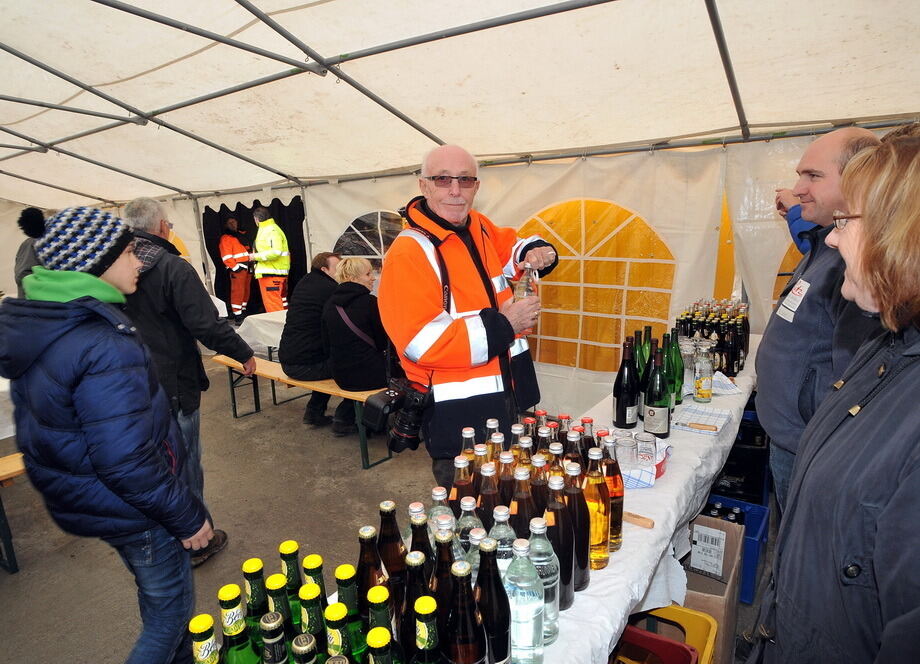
xmin=355 ymin=402 xmax=392 ymax=470
xmin=227 ymin=367 xmax=261 ymax=418
xmin=0 ymin=493 xmax=19 ymax=574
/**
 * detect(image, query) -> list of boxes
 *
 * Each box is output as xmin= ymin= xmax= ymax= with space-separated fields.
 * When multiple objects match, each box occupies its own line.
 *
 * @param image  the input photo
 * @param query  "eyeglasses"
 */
xmin=423 ymin=175 xmax=479 ymax=188
xmin=831 ymin=212 xmax=861 ymax=230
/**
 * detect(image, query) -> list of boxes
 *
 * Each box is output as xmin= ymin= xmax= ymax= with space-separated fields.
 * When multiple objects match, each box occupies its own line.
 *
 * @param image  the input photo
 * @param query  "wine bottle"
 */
xmin=643 ymin=349 xmax=670 ymax=439
xmin=638 ymin=338 xmax=659 ymax=421
xmin=612 ymin=337 xmax=639 ymax=429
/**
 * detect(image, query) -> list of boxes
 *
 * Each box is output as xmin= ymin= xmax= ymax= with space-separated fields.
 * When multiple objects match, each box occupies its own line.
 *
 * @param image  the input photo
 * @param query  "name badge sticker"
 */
xmin=777 ymin=279 xmax=810 ymax=322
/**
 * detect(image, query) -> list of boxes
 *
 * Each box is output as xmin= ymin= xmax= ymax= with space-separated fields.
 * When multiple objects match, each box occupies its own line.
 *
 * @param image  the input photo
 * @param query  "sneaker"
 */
xmin=304 ymin=412 xmax=333 ymax=426
xmin=332 ymin=421 xmax=358 ymax=437
xmin=191 ymin=529 xmax=228 ymax=568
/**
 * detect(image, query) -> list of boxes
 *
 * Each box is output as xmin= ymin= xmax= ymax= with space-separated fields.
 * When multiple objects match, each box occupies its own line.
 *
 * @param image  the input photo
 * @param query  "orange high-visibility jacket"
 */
xmin=378 ymin=196 xmax=555 ymax=458
xmin=218 ymin=232 xmax=251 ymax=272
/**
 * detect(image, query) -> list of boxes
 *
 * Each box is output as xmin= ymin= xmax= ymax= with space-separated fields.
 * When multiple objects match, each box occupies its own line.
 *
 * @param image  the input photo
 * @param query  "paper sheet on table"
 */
xmin=712 ymin=371 xmax=743 ymax=395
xmin=672 ymin=404 xmax=733 ymax=435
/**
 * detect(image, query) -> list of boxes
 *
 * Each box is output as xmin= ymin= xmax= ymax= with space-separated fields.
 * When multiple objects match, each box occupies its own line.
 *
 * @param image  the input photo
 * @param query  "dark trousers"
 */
xmin=282 ymin=359 xmax=354 ymax=423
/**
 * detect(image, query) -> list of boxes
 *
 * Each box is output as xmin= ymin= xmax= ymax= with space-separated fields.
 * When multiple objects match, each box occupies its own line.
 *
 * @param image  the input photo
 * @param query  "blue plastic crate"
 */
xmin=709 ymin=493 xmax=769 ymax=604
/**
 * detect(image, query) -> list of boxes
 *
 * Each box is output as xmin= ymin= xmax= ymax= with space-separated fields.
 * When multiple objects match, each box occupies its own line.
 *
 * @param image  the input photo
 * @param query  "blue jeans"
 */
xmin=107 ymin=526 xmax=194 ymax=664
xmin=176 ymin=409 xmax=203 ymax=504
xmin=770 ymin=444 xmax=796 ymax=515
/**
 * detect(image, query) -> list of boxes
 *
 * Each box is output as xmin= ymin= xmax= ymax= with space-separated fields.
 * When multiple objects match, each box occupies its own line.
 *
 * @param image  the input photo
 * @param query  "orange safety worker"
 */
xmin=378 ymin=145 xmax=558 ymax=486
xmin=251 ymin=206 xmax=290 ymax=312
xmin=218 ymin=217 xmax=252 ymax=320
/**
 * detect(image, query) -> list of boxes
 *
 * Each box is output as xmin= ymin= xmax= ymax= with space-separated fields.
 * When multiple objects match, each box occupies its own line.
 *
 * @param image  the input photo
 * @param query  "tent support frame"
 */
xmin=0 ymin=169 xmax=116 ymax=205
xmin=705 ymin=0 xmax=750 ymax=140
xmin=0 ymin=94 xmax=146 ymax=124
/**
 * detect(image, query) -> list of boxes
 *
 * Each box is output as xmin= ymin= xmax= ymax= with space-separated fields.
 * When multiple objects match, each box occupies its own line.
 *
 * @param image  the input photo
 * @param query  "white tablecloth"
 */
xmin=544 ymin=337 xmax=760 ymax=663
xmin=235 ymin=310 xmax=287 ymax=350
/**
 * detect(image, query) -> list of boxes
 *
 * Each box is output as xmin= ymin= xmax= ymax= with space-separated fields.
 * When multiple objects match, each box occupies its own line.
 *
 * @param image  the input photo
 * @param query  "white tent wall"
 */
xmin=0 ymin=199 xmax=30 ymax=297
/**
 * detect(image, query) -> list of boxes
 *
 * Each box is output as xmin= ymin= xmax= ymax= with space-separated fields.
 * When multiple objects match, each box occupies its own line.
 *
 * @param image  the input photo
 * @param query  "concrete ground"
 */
xmin=0 ymin=355 xmax=773 ymax=663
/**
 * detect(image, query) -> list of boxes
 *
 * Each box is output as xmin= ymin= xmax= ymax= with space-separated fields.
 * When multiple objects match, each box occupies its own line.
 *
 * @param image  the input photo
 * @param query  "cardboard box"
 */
xmin=682 ymin=515 xmax=743 ymax=664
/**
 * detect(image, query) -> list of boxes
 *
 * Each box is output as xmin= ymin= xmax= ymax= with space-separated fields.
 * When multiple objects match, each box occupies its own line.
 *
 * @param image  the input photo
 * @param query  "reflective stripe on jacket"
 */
xmin=219 ymin=233 xmax=250 ymax=272
xmin=252 ymin=218 xmax=290 ymax=277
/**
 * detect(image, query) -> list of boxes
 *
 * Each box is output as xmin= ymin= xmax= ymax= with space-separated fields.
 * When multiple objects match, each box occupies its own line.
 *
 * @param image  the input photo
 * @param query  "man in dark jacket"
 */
xmin=123 ymin=197 xmax=255 ymax=567
xmin=278 ymin=251 xmax=354 ymax=428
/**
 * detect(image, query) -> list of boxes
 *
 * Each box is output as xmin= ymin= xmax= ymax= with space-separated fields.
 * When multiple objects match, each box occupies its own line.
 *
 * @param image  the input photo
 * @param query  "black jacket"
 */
xmin=278 ymin=268 xmax=337 ymax=367
xmin=125 ymin=231 xmax=253 ymax=415
xmin=321 ymin=282 xmax=389 ymax=391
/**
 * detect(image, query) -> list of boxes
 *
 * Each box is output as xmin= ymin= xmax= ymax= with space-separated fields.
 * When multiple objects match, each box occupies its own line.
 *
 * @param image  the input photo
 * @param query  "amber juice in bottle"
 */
xmin=508 ymin=466 xmax=539 ymax=540
xmin=602 ymin=437 xmax=625 ymax=552
xmin=583 ymin=448 xmax=611 ymax=570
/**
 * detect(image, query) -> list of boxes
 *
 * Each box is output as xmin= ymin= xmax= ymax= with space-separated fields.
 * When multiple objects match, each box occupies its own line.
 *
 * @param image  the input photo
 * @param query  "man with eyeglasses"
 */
xmin=755 ymin=128 xmax=882 ymax=514
xmin=378 ymin=145 xmax=558 ymax=487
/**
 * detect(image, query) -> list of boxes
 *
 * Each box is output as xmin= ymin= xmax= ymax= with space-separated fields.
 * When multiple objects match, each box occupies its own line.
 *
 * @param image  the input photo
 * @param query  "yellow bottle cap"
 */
xmin=414 ymin=595 xmax=437 ymax=615
xmin=335 ymin=563 xmax=356 ymax=581
xmin=324 ymin=602 xmax=347 ymax=623
xmin=217 ymin=584 xmax=241 ymax=602
xmin=367 ymin=585 xmax=389 ymax=604
xmin=299 ymin=583 xmax=321 ymax=601
xmin=242 ymin=557 xmax=263 ymax=574
xmin=265 ymin=573 xmax=287 ymax=591
xmin=189 ymin=614 xmax=214 ymax=634
xmin=302 ymin=553 xmax=323 ymax=570
xmin=279 ymin=539 xmax=299 ymax=555
xmin=366 ymin=626 xmax=391 ymax=649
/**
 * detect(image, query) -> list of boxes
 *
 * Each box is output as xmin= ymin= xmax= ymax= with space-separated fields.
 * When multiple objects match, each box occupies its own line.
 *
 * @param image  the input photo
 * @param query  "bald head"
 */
xmin=418 ymin=145 xmax=481 ymax=226
xmin=421 ymin=145 xmax=479 ymax=177
xmin=793 ymin=128 xmax=881 ymax=226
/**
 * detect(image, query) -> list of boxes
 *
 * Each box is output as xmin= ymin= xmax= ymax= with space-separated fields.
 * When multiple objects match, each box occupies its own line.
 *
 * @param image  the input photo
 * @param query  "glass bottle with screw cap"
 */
xmin=242 ymin=557 xmax=270 ymax=650
xmin=543 ymin=476 xmax=575 ymax=611
xmin=521 ymin=415 xmax=536 ymax=440
xmin=402 ymin=502 xmax=427 ymax=546
xmin=410 ymin=596 xmax=449 ymax=664
xmin=490 ymin=433 xmax=505 ymax=464
xmin=456 ymin=496 xmax=484 ymax=551
xmin=427 ymin=487 xmax=453 ymax=541
xmin=517 ymin=435 xmax=534 ymax=471
xmin=509 ymin=466 xmax=539 ymax=539
xmin=444 ymin=560 xmax=488 ymax=664
xmin=302 ymin=554 xmax=329 ymax=612
xmin=292 ymin=633 xmax=318 ymax=664
xmin=583 ymin=448 xmax=611 ymax=570
xmin=266 ymin=572 xmax=298 ymax=642
xmin=557 ymin=413 xmax=571 ymax=439
xmin=563 ymin=462 xmax=591 ymax=591
xmin=408 ymin=513 xmax=435 ymax=582
xmin=488 ymin=505 xmax=516 ymax=576
xmin=534 ymin=409 xmax=548 ymax=429
xmin=474 ymin=537 xmax=511 ymax=663
xmin=327 ymin=657 xmax=351 ymax=664
xmin=529 ymin=453 xmax=549 ymax=516
xmin=563 ymin=430 xmax=582 ymax=468
xmin=601 ymin=436 xmax=625 ymax=553
xmin=259 ymin=612 xmax=289 ymax=664
xmin=431 ymin=529 xmax=456 ymax=639
xmin=471 ymin=444 xmax=489 ymax=495
xmin=475 ymin=462 xmax=500 ymax=532
xmin=378 ymin=500 xmax=408 ymax=623
xmin=503 ymin=539 xmax=545 ymax=664
xmin=366 ymin=625 xmax=398 ymax=664
xmin=485 ymin=418 xmax=500 ymax=451
xmin=461 ymin=426 xmax=478 ymax=460
xmin=450 ymin=456 xmax=476 ymax=518
xmin=324 ymin=603 xmax=356 ymax=663
xmin=434 ymin=513 xmax=465 ymax=562
xmin=509 ymin=423 xmax=524 ymax=461
xmin=546 ymin=421 xmax=560 ymax=445
xmin=189 ymin=614 xmax=220 ymax=664
xmin=535 ymin=426 xmax=552 ymax=458
xmin=466 ymin=527 xmax=487 ymax=585
xmin=527 ymin=518 xmax=560 ymax=645
xmin=334 ymin=563 xmax=367 ymax=659
xmin=368 ymin=585 xmax=405 ymax=663
xmin=280 ymin=540 xmax=304 ymax=628
xmin=218 ymin=584 xmax=261 ymax=664
xmin=356 ymin=525 xmax=390 ymax=627
xmin=547 ymin=442 xmax=566 ymax=478
xmin=401 ymin=551 xmax=431 ymax=662
xmin=497 ymin=451 xmax=516 ymax=506
xmin=298 ymin=583 xmax=327 ymax=662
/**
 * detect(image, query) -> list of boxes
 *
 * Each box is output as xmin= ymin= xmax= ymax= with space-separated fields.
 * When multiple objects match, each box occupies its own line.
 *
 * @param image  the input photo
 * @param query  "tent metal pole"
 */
xmin=0 ymin=94 xmax=146 ymax=124
xmin=299 ymin=185 xmax=314 ymax=266
xmin=87 ymin=0 xmax=325 ymax=75
xmin=0 ymin=144 xmax=45 ymax=152
xmin=705 ymin=0 xmax=750 ymax=140
xmin=0 ymin=169 xmax=117 ymax=205
xmin=233 ymin=0 xmax=445 ymax=145
xmin=326 ymin=0 xmax=618 ymax=66
xmin=190 ymin=196 xmax=215 ymax=296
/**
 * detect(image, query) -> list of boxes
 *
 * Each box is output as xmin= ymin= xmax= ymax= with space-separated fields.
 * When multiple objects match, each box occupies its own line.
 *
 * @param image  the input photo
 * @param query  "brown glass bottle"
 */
xmin=521 ymin=416 xmax=537 ymax=440
xmin=449 ymin=455 xmax=476 ymax=518
xmin=601 ymin=437 xmax=625 ymax=552
xmin=356 ymin=525 xmax=389 ymax=628
xmin=378 ymin=500 xmax=408 ymax=627
xmin=563 ymin=429 xmax=583 ymax=467
xmin=563 ymin=462 xmax=591 ymax=591
xmin=444 ymin=561 xmax=488 ymax=664
xmin=430 ymin=530 xmax=456 ymax=640
xmin=509 ymin=467 xmax=540 ymax=539
xmin=476 ymin=462 xmax=500 ymax=533
xmin=400 ymin=551 xmax=431 ymax=663
xmin=579 ymin=418 xmax=594 ymax=468
xmin=474 ymin=538 xmax=511 ymax=662
xmin=409 ymin=513 xmax=436 ymax=583
xmin=544 ymin=476 xmax=575 ymax=611
xmin=497 ymin=452 xmax=516 ymax=507
xmin=557 ymin=413 xmax=571 ymax=440
xmin=529 ymin=454 xmax=549 ymax=517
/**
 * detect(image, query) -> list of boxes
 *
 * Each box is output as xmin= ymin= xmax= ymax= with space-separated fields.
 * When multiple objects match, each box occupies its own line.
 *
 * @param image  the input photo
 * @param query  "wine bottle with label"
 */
xmin=638 ymin=338 xmax=659 ymax=421
xmin=612 ymin=336 xmax=639 ymax=429
xmin=643 ymin=349 xmax=670 ymax=439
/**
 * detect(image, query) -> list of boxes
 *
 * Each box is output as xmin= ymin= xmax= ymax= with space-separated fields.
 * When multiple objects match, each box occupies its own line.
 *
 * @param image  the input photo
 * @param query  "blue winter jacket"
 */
xmin=0 ymin=293 xmax=208 ymax=541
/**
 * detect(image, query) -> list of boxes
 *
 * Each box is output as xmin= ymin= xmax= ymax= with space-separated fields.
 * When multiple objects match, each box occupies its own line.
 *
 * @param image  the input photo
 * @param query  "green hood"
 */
xmin=22 ymin=266 xmax=125 ymax=304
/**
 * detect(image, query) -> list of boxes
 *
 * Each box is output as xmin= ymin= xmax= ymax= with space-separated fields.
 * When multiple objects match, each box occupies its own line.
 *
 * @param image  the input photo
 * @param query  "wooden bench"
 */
xmin=210 ymin=355 xmax=391 ymax=469
xmin=0 ymin=452 xmax=26 ymax=573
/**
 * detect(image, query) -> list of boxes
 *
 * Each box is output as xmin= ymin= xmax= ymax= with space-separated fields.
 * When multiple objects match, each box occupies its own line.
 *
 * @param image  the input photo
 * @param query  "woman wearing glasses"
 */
xmin=752 ymin=138 xmax=920 ymax=663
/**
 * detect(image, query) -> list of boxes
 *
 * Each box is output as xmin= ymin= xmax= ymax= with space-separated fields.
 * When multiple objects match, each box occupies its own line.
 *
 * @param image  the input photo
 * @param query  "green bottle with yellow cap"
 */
xmin=242 ymin=558 xmax=270 ymax=650
xmin=302 ymin=554 xmax=329 ymax=611
xmin=218 ymin=584 xmax=261 ymax=664
xmin=324 ymin=602 xmax=357 ymax=663
xmin=335 ymin=563 xmax=367 ymax=660
xmin=189 ymin=614 xmax=220 ymax=664
xmin=267 ymin=572 xmax=297 ymax=643
xmin=366 ymin=626 xmax=398 ymax=664
xmin=368 ymin=586 xmax=404 ymax=663
xmin=299 ymin=582 xmax=328 ymax=663
xmin=280 ymin=540 xmax=304 ymax=627
xmin=408 ymin=597 xmax=448 ymax=664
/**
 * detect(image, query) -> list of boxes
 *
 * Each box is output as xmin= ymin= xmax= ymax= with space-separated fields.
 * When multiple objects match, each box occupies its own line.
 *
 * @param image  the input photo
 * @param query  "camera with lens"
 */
xmin=362 ymin=378 xmax=431 ymax=453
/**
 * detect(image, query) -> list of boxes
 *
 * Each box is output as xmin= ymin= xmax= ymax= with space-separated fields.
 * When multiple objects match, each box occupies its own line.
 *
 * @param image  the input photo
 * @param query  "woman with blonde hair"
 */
xmin=752 ymin=137 xmax=920 ymax=663
xmin=321 ymin=257 xmax=390 ymax=436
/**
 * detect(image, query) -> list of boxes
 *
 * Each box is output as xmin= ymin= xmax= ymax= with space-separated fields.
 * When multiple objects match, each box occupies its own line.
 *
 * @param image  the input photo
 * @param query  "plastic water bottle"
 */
xmin=528 ymin=518 xmax=560 ymax=645
xmin=488 ymin=505 xmax=516 ymax=576
xmin=466 ymin=527 xmax=487 ymax=586
xmin=502 ymin=538 xmax=545 ymax=664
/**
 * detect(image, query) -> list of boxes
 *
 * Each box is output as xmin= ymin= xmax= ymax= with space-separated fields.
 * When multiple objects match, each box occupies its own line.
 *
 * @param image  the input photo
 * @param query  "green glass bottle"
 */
xmin=218 ymin=584 xmax=261 ymax=664
xmin=299 ymin=583 xmax=328 ymax=663
xmin=280 ymin=540 xmax=303 ymax=629
xmin=368 ymin=585 xmax=405 ymax=663
xmin=366 ymin=626 xmax=398 ymax=664
xmin=633 ymin=328 xmax=645 ymax=381
xmin=189 ymin=614 xmax=220 ymax=664
xmin=260 ymin=612 xmax=290 ymax=664
xmin=409 ymin=596 xmax=449 ymax=664
xmin=643 ymin=349 xmax=671 ymax=439
xmin=242 ymin=557 xmax=269 ymax=650
xmin=669 ymin=326 xmax=685 ymax=406
xmin=324 ymin=602 xmax=357 ymax=663
xmin=266 ymin=572 xmax=297 ymax=642
xmin=302 ymin=554 xmax=329 ymax=611
xmin=661 ymin=333 xmax=677 ymax=413
xmin=335 ymin=563 xmax=368 ymax=661
xmin=641 ymin=325 xmax=652 ymax=376
xmin=292 ymin=633 xmax=319 ymax=664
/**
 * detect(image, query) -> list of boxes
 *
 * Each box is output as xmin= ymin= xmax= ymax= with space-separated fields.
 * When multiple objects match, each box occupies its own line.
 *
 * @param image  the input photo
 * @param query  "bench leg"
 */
xmin=266 ymin=346 xmax=309 ymax=407
xmin=355 ymin=402 xmax=392 ymax=470
xmin=0 ymin=493 xmax=19 ymax=574
xmin=227 ymin=367 xmax=261 ymax=418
